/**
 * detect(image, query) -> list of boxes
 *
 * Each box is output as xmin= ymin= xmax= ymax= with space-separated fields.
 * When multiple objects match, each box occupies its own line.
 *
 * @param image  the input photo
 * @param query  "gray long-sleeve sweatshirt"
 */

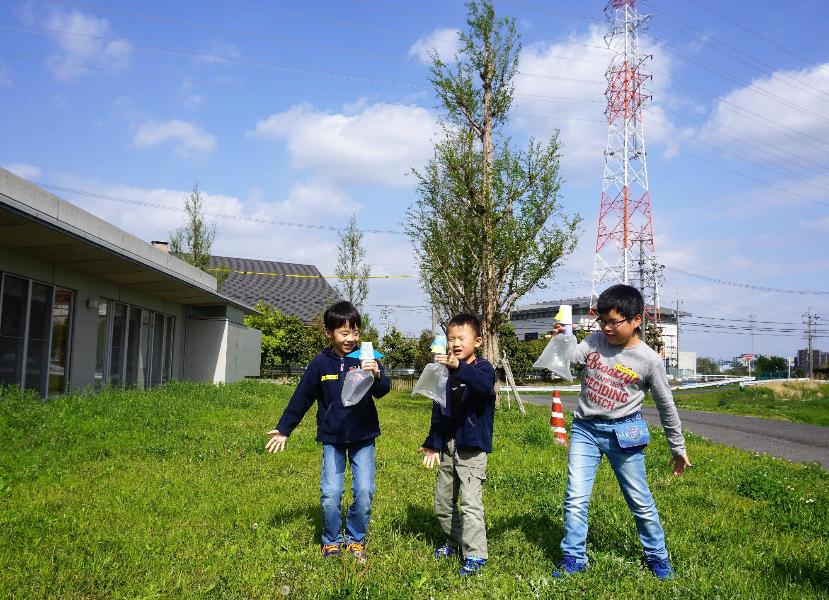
xmin=570 ymin=332 xmax=686 ymax=457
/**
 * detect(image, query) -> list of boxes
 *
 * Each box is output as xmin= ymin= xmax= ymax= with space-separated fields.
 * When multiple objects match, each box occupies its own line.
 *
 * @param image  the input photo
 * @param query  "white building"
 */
xmin=0 ymin=168 xmax=261 ymax=397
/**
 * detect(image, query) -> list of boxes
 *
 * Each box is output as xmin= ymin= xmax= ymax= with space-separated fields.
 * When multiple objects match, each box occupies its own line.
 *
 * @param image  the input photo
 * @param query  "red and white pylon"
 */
xmin=550 ymin=390 xmax=568 ymax=446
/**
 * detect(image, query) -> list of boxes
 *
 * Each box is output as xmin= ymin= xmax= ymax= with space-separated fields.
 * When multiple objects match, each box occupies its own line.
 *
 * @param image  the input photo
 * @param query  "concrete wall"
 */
xmin=183 ymin=317 xmax=227 ymax=383
xmin=182 ymin=317 xmax=261 ymax=383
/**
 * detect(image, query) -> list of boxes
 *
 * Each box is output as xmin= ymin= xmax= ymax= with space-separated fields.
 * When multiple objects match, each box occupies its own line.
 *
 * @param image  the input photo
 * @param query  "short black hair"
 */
xmin=324 ymin=300 xmax=361 ymax=331
xmin=597 ymin=284 xmax=644 ymax=321
xmin=446 ymin=313 xmax=482 ymax=337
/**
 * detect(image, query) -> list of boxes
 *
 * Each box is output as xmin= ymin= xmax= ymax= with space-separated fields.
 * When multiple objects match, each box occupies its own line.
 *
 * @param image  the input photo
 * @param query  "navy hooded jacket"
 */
xmin=275 ymin=348 xmax=391 ymax=445
xmin=422 ymin=357 xmax=497 ymax=453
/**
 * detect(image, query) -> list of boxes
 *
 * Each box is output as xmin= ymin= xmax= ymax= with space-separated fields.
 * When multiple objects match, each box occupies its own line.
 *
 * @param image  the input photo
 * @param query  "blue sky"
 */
xmin=1 ymin=0 xmax=828 ymax=361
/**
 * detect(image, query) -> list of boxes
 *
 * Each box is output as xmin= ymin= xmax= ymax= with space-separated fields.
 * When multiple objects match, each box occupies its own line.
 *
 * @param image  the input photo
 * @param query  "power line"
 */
xmin=664 ymin=264 xmax=829 ymax=295
xmin=681 ymin=0 xmax=829 ymax=75
xmin=38 ymin=183 xmax=407 ymax=235
xmin=646 ymin=136 xmax=829 ymax=209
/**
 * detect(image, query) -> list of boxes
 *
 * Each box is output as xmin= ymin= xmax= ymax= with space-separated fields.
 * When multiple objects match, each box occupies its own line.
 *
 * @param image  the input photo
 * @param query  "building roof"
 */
xmin=208 ymin=255 xmax=339 ymax=321
xmin=0 ymin=168 xmax=255 ymax=312
xmin=511 ymin=296 xmax=688 ymax=318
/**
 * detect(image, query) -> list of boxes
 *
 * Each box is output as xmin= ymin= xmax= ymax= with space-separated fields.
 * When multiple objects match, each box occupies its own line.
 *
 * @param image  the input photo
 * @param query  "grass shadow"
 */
xmin=773 ymin=555 xmax=829 ymax=593
xmin=392 ymin=504 xmax=445 ymax=548
xmin=489 ymin=512 xmax=564 ymax=559
xmin=267 ymin=503 xmax=323 ymax=542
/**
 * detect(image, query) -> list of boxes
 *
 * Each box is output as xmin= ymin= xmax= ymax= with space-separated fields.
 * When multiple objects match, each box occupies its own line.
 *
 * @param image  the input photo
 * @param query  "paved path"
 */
xmin=522 ymin=395 xmax=829 ymax=469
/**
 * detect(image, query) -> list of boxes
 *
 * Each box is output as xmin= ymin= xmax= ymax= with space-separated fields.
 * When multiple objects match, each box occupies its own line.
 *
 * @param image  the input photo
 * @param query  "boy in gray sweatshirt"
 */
xmin=551 ymin=284 xmax=691 ymax=580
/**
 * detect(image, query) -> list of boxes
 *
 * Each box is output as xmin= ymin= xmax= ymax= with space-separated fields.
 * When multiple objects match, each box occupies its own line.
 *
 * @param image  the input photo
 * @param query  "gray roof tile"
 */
xmin=209 ymin=256 xmax=340 ymax=321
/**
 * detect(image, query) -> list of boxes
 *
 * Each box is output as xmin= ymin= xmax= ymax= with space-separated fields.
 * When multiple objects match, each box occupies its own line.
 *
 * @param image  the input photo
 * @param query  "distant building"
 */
xmin=509 ymin=296 xmax=687 ymax=363
xmin=795 ymin=348 xmax=828 ymax=372
xmin=207 ymin=256 xmax=339 ymax=322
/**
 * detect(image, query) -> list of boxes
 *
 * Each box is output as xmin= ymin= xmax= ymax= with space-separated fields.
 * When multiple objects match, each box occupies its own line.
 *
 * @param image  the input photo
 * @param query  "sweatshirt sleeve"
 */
xmin=452 ymin=358 xmax=495 ymax=397
xmin=370 ymin=359 xmax=391 ymax=398
xmin=647 ymin=358 xmax=687 ymax=457
xmin=275 ymin=358 xmax=319 ymax=437
xmin=422 ymin=399 xmax=444 ymax=451
xmin=569 ymin=332 xmax=598 ymax=366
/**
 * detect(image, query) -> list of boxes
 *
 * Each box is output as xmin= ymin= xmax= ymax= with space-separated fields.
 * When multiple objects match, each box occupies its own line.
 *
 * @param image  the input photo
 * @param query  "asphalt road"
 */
xmin=522 ymin=394 xmax=829 ymax=469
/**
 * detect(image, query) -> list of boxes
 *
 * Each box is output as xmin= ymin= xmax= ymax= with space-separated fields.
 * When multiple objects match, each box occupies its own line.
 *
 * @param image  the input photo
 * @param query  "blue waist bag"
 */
xmin=613 ymin=418 xmax=651 ymax=452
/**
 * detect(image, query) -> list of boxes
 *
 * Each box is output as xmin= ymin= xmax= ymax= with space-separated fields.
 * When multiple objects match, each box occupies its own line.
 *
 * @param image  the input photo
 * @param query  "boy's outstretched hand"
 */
xmin=670 ymin=453 xmax=691 ymax=476
xmin=418 ymin=446 xmax=440 ymax=469
xmin=265 ymin=429 xmax=288 ymax=453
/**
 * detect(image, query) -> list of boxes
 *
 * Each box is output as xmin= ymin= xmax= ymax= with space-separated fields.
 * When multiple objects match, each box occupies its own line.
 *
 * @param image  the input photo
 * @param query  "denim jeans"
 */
xmin=560 ymin=416 xmax=668 ymax=563
xmin=320 ymin=439 xmax=376 ymax=545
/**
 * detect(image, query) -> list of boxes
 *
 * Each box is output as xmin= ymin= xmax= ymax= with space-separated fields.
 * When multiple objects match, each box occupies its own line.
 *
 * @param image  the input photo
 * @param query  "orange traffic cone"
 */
xmin=549 ymin=390 xmax=568 ymax=446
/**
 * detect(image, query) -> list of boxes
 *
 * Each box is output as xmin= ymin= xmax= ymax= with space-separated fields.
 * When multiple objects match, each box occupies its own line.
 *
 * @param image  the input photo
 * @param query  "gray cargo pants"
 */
xmin=434 ymin=438 xmax=488 ymax=559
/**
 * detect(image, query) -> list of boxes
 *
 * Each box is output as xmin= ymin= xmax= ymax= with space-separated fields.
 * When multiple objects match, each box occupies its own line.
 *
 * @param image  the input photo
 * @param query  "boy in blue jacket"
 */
xmin=418 ymin=314 xmax=496 ymax=576
xmin=266 ymin=301 xmax=390 ymax=562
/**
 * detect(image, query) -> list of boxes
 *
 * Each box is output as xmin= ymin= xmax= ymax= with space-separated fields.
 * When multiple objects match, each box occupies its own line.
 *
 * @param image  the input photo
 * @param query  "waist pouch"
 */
xmin=613 ymin=418 xmax=651 ymax=452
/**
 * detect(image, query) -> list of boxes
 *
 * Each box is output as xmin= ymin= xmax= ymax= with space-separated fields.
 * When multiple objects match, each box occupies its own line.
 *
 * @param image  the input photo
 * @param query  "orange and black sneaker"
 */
xmin=321 ymin=543 xmax=341 ymax=558
xmin=345 ymin=542 xmax=367 ymax=564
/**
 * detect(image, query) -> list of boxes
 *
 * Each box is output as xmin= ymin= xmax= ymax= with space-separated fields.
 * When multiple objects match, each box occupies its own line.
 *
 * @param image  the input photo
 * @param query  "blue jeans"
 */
xmin=320 ymin=439 xmax=376 ymax=545
xmin=560 ymin=416 xmax=668 ymax=563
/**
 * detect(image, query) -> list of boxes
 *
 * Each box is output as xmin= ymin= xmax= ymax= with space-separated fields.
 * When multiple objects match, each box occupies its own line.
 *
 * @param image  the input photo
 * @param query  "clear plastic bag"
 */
xmin=533 ymin=334 xmax=577 ymax=382
xmin=411 ymin=362 xmax=449 ymax=408
xmin=341 ymin=368 xmax=375 ymax=407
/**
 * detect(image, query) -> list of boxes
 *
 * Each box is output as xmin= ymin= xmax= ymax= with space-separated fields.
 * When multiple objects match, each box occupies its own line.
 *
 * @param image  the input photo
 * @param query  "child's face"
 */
xmin=446 ymin=324 xmax=482 ymax=364
xmin=598 ymin=309 xmax=641 ymax=347
xmin=326 ymin=323 xmax=360 ymax=356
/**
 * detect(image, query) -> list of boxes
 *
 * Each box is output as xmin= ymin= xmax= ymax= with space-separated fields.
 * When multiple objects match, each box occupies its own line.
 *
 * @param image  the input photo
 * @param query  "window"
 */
xmin=0 ymin=274 xmax=74 ymax=397
xmin=94 ymin=298 xmax=174 ymax=390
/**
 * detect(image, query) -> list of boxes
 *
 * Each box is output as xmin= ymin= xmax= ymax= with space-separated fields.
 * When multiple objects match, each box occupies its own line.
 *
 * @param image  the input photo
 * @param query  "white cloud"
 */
xmin=800 ymin=214 xmax=829 ymax=233
xmin=2 ymin=163 xmax=42 ymax=180
xmin=177 ymin=81 xmax=205 ymax=109
xmin=512 ymin=25 xmax=680 ymax=184
xmin=133 ymin=120 xmax=217 ymax=157
xmin=699 ymin=62 xmax=829 ymax=166
xmin=43 ymin=9 xmax=133 ymax=81
xmin=195 ymin=39 xmax=242 ymax=65
xmin=249 ymin=102 xmax=440 ymax=186
xmin=409 ymin=28 xmax=461 ymax=64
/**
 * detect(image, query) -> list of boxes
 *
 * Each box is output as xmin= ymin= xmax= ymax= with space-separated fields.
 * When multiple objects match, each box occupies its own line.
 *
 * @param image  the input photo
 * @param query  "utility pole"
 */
xmin=803 ymin=308 xmax=816 ymax=379
xmin=675 ymin=297 xmax=681 ymax=374
xmin=749 ymin=313 xmax=756 ymax=357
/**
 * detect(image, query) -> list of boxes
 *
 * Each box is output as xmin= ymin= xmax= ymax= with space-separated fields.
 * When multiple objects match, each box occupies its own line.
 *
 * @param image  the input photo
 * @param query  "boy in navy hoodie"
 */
xmin=418 ymin=314 xmax=496 ymax=576
xmin=266 ymin=301 xmax=390 ymax=562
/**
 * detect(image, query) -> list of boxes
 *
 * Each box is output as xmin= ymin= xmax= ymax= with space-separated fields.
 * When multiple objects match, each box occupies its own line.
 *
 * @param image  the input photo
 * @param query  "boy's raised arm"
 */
xmin=452 ymin=359 xmax=495 ymax=395
xmin=370 ymin=360 xmax=391 ymax=398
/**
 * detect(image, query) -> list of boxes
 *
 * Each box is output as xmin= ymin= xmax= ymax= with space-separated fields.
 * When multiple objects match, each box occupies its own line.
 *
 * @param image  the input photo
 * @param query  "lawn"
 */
xmin=671 ymin=381 xmax=829 ymax=427
xmin=1 ymin=381 xmax=827 ymax=599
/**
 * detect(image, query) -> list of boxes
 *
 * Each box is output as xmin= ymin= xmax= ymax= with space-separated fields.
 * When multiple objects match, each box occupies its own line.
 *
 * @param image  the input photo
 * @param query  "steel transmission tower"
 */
xmin=590 ymin=0 xmax=661 ymax=338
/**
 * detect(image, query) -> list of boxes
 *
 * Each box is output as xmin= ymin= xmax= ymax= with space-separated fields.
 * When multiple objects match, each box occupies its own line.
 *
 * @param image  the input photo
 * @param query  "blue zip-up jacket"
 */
xmin=275 ymin=348 xmax=391 ymax=445
xmin=422 ymin=357 xmax=496 ymax=453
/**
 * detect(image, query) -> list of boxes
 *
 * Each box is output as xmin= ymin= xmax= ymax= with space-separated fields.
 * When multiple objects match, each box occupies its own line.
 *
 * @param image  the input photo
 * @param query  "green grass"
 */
xmin=672 ymin=381 xmax=829 ymax=426
xmin=1 ymin=381 xmax=828 ymax=599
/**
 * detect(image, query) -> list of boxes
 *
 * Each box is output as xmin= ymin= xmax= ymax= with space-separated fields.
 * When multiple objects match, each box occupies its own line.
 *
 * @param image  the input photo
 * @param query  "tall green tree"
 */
xmin=696 ymin=356 xmax=720 ymax=375
xmin=379 ymin=327 xmax=418 ymax=368
xmin=405 ymin=0 xmax=580 ymax=365
xmin=334 ymin=213 xmax=370 ymax=308
xmin=169 ymin=184 xmax=228 ymax=288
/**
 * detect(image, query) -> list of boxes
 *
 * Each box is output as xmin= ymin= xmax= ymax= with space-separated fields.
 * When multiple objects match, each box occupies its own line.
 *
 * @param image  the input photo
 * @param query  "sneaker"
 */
xmin=646 ymin=557 xmax=675 ymax=580
xmin=434 ymin=543 xmax=459 ymax=559
xmin=346 ymin=542 xmax=367 ymax=564
xmin=552 ymin=555 xmax=588 ymax=577
xmin=321 ymin=543 xmax=341 ymax=558
xmin=459 ymin=556 xmax=487 ymax=576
